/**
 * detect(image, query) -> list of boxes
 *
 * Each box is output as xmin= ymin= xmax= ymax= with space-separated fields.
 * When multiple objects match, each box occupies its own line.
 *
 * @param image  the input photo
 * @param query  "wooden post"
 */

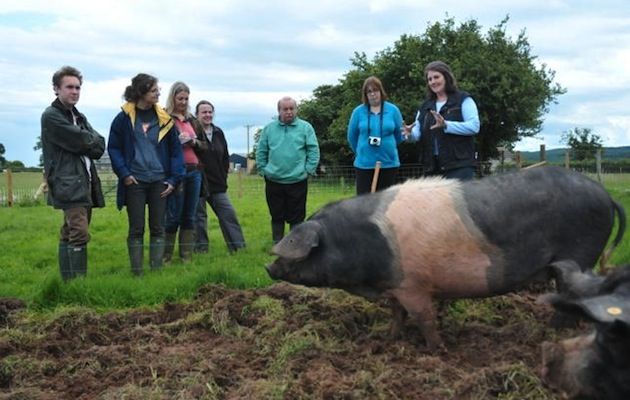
xmin=370 ymin=161 xmax=382 ymax=193
xmin=596 ymin=149 xmax=602 ymax=183
xmin=564 ymin=149 xmax=570 ymax=169
xmin=6 ymin=168 xmax=13 ymax=207
xmin=539 ymin=144 xmax=546 ymax=162
xmin=514 ymin=151 xmax=522 ymax=169
xmin=237 ymin=166 xmax=243 ymax=199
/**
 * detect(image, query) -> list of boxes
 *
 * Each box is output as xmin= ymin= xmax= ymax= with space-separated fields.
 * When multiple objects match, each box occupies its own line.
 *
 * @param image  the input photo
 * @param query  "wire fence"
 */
xmin=2 ymin=163 xmax=630 ymax=207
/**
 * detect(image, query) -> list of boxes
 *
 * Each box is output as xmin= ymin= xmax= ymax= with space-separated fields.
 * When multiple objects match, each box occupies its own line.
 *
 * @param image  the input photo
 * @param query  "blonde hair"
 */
xmin=165 ymin=81 xmax=191 ymax=117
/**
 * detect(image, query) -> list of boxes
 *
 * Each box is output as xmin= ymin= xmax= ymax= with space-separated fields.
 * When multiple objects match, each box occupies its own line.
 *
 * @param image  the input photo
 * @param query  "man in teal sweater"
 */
xmin=256 ymin=96 xmax=320 ymax=243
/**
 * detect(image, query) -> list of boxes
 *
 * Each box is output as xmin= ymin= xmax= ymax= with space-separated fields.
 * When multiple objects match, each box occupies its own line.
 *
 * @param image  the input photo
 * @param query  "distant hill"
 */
xmin=517 ymin=146 xmax=630 ymax=162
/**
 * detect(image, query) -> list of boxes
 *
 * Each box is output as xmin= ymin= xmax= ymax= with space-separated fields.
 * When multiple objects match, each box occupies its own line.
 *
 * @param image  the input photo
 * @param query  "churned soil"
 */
xmin=0 ymin=284 xmax=583 ymax=399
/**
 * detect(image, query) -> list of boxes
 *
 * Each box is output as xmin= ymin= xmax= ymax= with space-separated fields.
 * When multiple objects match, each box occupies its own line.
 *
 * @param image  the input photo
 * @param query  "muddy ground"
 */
xmin=0 ymin=283 xmax=583 ymax=399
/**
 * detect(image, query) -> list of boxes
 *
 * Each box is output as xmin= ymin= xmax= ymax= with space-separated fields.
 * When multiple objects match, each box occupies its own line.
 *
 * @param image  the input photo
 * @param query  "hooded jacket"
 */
xmin=108 ymin=102 xmax=184 ymax=210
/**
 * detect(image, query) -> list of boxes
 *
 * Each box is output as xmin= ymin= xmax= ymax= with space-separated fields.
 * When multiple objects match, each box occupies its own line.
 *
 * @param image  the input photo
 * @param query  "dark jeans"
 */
xmin=425 ymin=166 xmax=476 ymax=181
xmin=125 ymin=180 xmax=167 ymax=240
xmin=165 ymin=169 xmax=202 ymax=232
xmin=60 ymin=207 xmax=92 ymax=246
xmin=443 ymin=166 xmax=475 ymax=181
xmin=195 ymin=193 xmax=246 ymax=252
xmin=355 ymin=167 xmax=399 ymax=195
xmin=264 ymin=178 xmax=308 ymax=225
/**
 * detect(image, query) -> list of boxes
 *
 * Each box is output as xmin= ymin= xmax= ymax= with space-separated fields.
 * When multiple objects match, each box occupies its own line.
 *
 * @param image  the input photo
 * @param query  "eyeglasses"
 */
xmin=366 ymin=89 xmax=379 ymax=95
xmin=64 ymin=85 xmax=81 ymax=90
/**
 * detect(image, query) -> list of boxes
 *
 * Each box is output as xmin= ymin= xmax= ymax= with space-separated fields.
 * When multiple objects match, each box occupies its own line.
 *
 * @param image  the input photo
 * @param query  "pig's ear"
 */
xmin=577 ymin=294 xmax=630 ymax=326
xmin=551 ymin=294 xmax=630 ymax=326
xmin=272 ymin=221 xmax=322 ymax=261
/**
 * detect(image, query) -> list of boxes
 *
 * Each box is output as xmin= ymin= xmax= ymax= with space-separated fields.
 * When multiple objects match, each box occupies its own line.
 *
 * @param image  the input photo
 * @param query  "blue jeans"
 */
xmin=165 ymin=169 xmax=202 ymax=232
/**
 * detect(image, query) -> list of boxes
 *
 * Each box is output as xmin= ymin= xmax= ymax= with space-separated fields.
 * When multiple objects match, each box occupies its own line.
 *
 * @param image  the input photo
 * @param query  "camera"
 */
xmin=368 ymin=136 xmax=381 ymax=146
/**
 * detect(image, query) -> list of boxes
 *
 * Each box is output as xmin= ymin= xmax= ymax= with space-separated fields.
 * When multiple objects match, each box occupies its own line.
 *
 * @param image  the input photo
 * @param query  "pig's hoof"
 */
xmin=427 ymin=343 xmax=448 ymax=355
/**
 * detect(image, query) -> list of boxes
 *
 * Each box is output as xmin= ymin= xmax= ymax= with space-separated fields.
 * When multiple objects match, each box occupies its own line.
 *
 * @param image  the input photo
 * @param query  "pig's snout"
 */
xmin=540 ymin=341 xmax=558 ymax=384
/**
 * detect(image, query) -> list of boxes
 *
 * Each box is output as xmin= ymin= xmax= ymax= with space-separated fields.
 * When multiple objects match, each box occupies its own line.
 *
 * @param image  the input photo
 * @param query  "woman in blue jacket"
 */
xmin=108 ymin=73 xmax=184 ymax=275
xmin=347 ymin=76 xmax=403 ymax=195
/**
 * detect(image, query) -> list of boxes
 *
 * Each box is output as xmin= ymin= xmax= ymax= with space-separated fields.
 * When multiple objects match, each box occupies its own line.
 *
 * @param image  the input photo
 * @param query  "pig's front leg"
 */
xmin=388 ymin=299 xmax=408 ymax=338
xmin=392 ymin=289 xmax=445 ymax=353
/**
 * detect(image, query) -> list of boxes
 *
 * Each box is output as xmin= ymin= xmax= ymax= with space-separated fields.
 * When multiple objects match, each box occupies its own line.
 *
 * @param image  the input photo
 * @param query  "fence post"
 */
xmin=564 ymin=149 xmax=570 ymax=169
xmin=539 ymin=144 xmax=546 ymax=162
xmin=497 ymin=146 xmax=505 ymax=172
xmin=6 ymin=168 xmax=13 ymax=207
xmin=237 ymin=167 xmax=243 ymax=199
xmin=514 ymin=151 xmax=521 ymax=169
xmin=596 ymin=149 xmax=602 ymax=183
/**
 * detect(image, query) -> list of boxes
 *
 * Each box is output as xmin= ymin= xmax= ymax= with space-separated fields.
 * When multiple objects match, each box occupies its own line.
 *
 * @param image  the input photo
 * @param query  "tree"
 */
xmin=33 ymin=136 xmax=44 ymax=167
xmin=0 ymin=143 xmax=6 ymax=168
xmin=561 ymin=127 xmax=603 ymax=161
xmin=298 ymin=16 xmax=565 ymax=165
xmin=5 ymin=160 xmax=25 ymax=169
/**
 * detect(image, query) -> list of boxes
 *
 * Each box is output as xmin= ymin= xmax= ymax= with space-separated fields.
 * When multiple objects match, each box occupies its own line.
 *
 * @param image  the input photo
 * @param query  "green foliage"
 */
xmin=561 ymin=127 xmax=603 ymax=161
xmin=4 ymin=160 xmax=25 ymax=169
xmin=33 ymin=136 xmax=43 ymax=167
xmin=299 ymin=16 xmax=565 ymax=164
xmin=0 ymin=143 xmax=6 ymax=168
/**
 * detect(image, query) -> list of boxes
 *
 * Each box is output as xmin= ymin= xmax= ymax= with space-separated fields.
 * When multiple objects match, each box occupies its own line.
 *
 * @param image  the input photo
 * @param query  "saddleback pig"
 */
xmin=541 ymin=263 xmax=630 ymax=400
xmin=266 ymin=166 xmax=626 ymax=351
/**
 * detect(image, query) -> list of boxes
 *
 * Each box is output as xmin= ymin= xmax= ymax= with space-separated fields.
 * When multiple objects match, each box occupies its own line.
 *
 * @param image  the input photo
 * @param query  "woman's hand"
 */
xmin=160 ymin=182 xmax=174 ymax=198
xmin=123 ymin=175 xmax=138 ymax=186
xmin=178 ymin=133 xmax=192 ymax=144
xmin=430 ymin=110 xmax=447 ymax=130
xmin=402 ymin=121 xmax=416 ymax=139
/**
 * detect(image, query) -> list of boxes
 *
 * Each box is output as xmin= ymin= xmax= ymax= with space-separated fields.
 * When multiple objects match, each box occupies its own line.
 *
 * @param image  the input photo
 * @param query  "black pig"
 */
xmin=266 ymin=166 xmax=625 ymax=351
xmin=541 ymin=264 xmax=630 ymax=400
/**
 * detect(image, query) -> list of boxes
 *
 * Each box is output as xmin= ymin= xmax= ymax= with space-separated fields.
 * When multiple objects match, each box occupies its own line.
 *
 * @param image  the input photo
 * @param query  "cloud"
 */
xmin=1 ymin=0 xmax=630 ymax=166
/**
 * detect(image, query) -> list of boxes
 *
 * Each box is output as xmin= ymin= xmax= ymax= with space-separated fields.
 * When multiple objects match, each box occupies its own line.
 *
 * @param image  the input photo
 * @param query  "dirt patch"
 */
xmin=0 ymin=284 xmax=583 ymax=399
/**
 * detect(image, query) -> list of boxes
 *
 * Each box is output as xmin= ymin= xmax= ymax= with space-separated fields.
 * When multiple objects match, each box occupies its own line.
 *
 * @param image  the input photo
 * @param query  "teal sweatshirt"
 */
xmin=256 ymin=117 xmax=320 ymax=184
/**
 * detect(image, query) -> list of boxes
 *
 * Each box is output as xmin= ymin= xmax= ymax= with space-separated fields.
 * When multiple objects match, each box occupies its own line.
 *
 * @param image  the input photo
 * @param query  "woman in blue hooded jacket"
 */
xmin=108 ymin=73 xmax=184 ymax=275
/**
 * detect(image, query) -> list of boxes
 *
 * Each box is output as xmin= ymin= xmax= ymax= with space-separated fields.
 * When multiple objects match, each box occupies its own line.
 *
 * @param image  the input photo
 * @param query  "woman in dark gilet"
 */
xmin=404 ymin=61 xmax=480 ymax=180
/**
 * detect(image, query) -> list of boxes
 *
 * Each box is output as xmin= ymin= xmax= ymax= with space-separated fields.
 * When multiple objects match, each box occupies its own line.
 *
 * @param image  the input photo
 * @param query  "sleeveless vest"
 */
xmin=418 ymin=91 xmax=476 ymax=174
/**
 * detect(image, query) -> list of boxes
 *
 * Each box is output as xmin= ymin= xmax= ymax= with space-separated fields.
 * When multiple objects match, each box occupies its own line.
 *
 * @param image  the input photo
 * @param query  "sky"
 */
xmin=1 ymin=0 xmax=629 ymax=167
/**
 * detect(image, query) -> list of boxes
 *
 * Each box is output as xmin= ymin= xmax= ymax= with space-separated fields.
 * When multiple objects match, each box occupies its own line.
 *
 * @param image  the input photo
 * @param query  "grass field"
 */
xmin=0 ymin=172 xmax=353 ymax=310
xmin=0 ymin=170 xmax=628 ymax=311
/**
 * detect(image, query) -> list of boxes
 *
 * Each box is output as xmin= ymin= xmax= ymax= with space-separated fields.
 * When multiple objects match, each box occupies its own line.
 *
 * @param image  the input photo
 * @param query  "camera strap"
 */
xmin=366 ymin=103 xmax=384 ymax=138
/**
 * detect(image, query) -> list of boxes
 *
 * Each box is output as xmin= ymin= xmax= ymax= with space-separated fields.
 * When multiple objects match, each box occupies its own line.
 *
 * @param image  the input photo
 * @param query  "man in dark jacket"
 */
xmin=41 ymin=65 xmax=105 ymax=281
